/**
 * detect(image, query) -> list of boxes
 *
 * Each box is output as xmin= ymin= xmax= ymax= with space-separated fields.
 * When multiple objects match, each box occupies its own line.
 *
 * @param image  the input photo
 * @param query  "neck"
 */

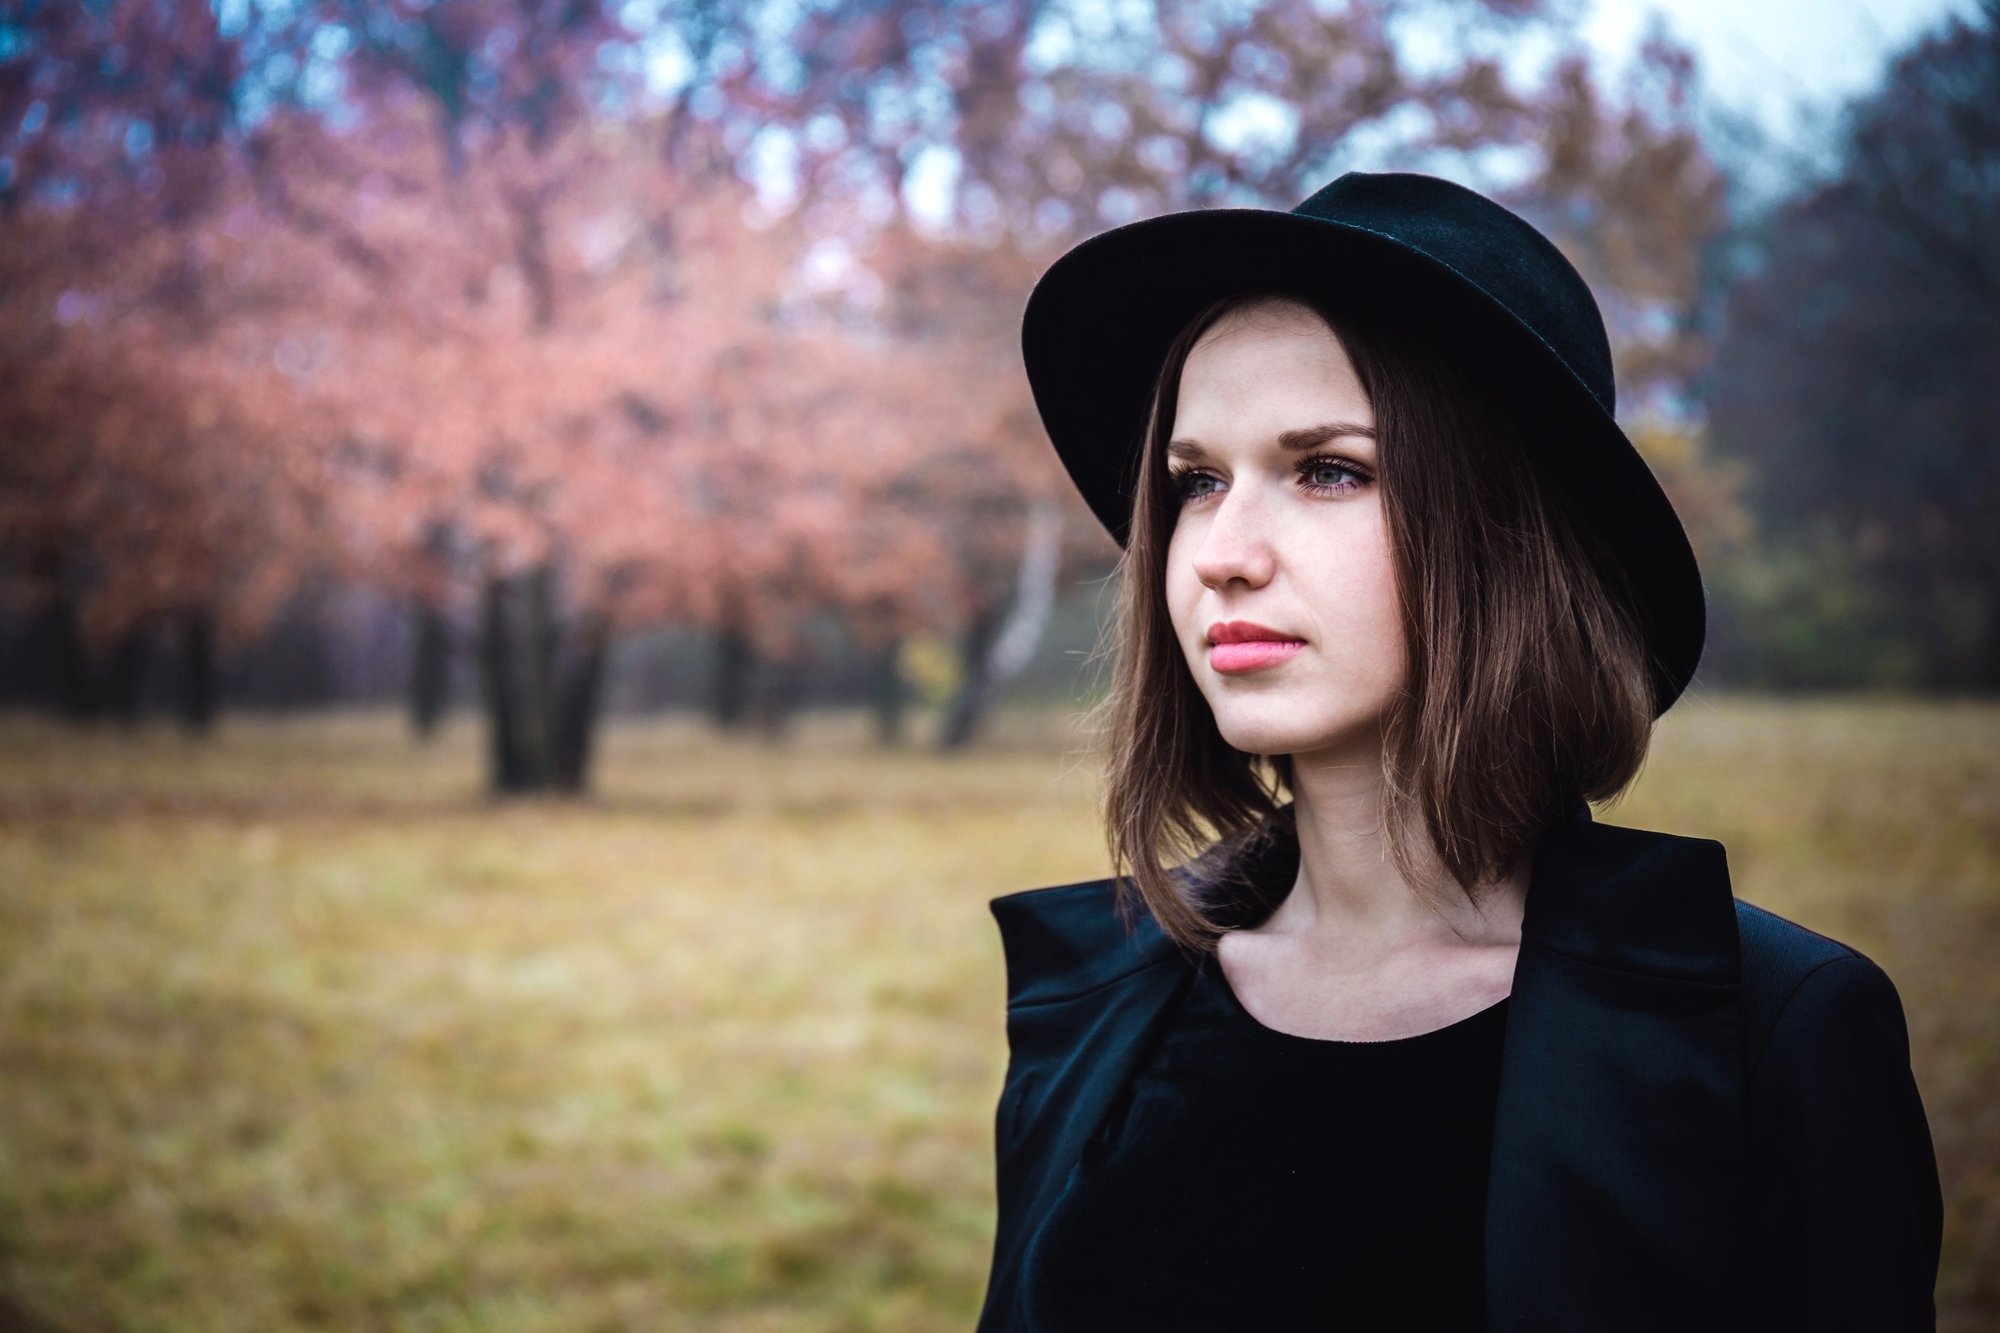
xmin=1274 ymin=731 xmax=1526 ymax=954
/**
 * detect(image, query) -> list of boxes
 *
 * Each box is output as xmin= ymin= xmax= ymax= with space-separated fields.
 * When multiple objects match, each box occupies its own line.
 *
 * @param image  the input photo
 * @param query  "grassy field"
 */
xmin=0 ymin=699 xmax=1994 ymax=1332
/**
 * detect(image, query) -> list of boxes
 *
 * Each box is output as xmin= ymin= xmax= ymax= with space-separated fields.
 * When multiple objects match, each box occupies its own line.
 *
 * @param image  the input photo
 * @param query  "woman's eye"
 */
xmin=1174 ymin=470 xmax=1226 ymax=503
xmin=1299 ymin=457 xmax=1367 ymax=492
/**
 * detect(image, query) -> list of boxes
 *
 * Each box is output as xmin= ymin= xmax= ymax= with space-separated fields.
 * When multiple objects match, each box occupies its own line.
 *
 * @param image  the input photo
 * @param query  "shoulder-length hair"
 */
xmin=1103 ymin=293 xmax=1657 ymax=950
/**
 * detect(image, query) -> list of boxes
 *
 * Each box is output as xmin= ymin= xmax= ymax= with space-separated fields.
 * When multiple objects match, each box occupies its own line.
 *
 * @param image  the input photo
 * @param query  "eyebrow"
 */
xmin=1278 ymin=421 xmax=1375 ymax=450
xmin=1167 ymin=421 xmax=1376 ymax=460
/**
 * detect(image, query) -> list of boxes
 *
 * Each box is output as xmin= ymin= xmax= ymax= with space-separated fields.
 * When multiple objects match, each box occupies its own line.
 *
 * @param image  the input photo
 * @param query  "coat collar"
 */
xmin=1522 ymin=804 xmax=1740 ymax=982
xmin=983 ymin=811 xmax=1748 ymax=1333
xmin=1487 ymin=808 xmax=1747 ymax=1332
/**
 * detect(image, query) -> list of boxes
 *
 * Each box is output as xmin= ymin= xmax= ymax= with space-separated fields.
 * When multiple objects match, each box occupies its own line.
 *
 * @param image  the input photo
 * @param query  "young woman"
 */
xmin=979 ymin=173 xmax=1941 ymax=1332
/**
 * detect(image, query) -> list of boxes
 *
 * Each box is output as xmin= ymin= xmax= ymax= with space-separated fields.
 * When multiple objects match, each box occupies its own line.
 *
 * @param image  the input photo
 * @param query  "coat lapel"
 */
xmin=979 ymin=885 xmax=1194 ymax=1333
xmin=1486 ymin=810 xmax=1747 ymax=1332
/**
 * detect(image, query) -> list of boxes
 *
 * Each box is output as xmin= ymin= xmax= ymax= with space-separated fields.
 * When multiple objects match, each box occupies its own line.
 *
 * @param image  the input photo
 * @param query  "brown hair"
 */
xmin=1102 ymin=294 xmax=1656 ymax=950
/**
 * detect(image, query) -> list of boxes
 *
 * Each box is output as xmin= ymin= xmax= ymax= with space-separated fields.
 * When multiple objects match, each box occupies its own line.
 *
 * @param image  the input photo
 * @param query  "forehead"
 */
xmin=1174 ymin=300 xmax=1370 ymax=434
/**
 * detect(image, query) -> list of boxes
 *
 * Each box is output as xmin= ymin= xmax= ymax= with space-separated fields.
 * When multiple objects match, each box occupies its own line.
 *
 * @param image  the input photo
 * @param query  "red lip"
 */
xmin=1206 ymin=621 xmax=1306 ymax=675
xmin=1208 ymin=621 xmax=1302 ymax=645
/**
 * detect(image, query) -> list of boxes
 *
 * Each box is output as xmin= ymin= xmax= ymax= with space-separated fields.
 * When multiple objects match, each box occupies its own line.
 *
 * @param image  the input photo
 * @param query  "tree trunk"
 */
xmin=520 ymin=564 xmax=559 ymax=782
xmin=939 ymin=605 xmax=1006 ymax=751
xmin=869 ymin=638 xmax=906 ymax=746
xmin=940 ymin=502 xmax=1063 ymax=750
xmin=712 ymin=625 xmax=754 ymax=729
xmin=481 ymin=575 xmax=527 ymax=792
xmin=40 ymin=594 xmax=98 ymax=719
xmin=482 ymin=567 xmax=603 ymax=794
xmin=409 ymin=599 xmax=452 ymax=739
xmin=178 ymin=611 xmax=218 ymax=733
xmin=103 ymin=629 xmax=146 ymax=724
xmin=553 ymin=615 xmax=609 ymax=792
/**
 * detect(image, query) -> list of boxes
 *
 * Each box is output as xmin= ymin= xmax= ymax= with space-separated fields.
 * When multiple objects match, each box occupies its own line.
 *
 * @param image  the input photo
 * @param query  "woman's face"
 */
xmin=1164 ymin=300 xmax=1405 ymax=761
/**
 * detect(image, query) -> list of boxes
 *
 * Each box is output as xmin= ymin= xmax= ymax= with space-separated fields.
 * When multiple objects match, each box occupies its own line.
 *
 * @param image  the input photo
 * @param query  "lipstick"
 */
xmin=1207 ymin=621 xmax=1306 ymax=675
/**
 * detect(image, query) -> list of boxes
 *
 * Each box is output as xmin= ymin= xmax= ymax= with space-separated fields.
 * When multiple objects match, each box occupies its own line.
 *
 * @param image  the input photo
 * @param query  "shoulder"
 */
xmin=990 ymin=879 xmax=1182 ymax=1009
xmin=1732 ymin=901 xmax=1938 ymax=1297
xmin=1734 ymin=900 xmax=1910 ymax=1075
xmin=1735 ymin=898 xmax=1866 ymax=982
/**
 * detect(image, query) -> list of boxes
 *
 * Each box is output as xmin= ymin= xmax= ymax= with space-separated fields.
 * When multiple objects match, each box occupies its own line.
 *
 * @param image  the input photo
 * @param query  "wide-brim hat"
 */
xmin=1021 ymin=171 xmax=1705 ymax=713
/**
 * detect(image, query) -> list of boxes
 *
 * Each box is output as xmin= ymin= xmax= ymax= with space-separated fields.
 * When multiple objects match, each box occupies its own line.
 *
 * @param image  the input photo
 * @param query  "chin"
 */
xmin=1206 ymin=697 xmax=1375 ymax=760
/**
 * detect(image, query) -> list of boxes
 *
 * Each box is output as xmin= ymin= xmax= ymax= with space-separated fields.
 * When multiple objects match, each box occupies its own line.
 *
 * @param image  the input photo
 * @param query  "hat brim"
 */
xmin=1021 ymin=207 xmax=1706 ymax=713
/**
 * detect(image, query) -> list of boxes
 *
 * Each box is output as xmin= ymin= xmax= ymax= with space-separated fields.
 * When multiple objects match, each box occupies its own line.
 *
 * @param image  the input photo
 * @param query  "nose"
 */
xmin=1189 ymin=491 xmax=1278 ymax=592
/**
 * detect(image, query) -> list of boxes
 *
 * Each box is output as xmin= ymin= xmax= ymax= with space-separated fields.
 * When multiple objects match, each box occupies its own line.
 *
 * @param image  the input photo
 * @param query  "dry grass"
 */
xmin=0 ymin=699 xmax=1994 ymax=1331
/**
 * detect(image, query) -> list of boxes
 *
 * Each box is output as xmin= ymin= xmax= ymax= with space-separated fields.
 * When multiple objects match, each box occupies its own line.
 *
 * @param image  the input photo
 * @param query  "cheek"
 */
xmin=1300 ymin=508 xmax=1405 ymax=684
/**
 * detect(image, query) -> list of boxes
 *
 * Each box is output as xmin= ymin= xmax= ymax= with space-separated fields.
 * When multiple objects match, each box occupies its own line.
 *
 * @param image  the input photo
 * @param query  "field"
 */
xmin=0 ymin=700 xmax=1995 ymax=1332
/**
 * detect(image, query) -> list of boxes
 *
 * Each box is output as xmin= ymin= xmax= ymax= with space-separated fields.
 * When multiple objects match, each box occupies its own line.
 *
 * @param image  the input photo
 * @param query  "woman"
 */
xmin=979 ymin=172 xmax=1941 ymax=1332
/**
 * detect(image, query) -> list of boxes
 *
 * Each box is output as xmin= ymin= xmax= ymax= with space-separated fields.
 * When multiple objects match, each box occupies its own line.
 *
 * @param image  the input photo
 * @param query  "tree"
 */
xmin=222 ymin=81 xmax=1037 ymax=778
xmin=1517 ymin=36 xmax=1726 ymax=417
xmin=236 ymin=0 xmax=1063 ymax=776
xmin=0 ymin=0 xmax=322 ymax=727
xmin=1706 ymin=4 xmax=2000 ymax=689
xmin=237 ymin=97 xmax=795 ymax=786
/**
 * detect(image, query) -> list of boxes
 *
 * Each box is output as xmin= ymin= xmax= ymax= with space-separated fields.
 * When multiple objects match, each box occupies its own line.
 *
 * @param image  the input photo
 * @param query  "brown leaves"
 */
xmin=1521 ymin=48 xmax=1726 ymax=413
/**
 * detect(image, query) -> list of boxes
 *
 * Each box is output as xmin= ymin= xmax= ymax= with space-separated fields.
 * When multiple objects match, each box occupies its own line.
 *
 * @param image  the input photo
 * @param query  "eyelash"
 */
xmin=1169 ymin=454 xmax=1374 ymax=505
xmin=1298 ymin=454 xmax=1372 ymax=495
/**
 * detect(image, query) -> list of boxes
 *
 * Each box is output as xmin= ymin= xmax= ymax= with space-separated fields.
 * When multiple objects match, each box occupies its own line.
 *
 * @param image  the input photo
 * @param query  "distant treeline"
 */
xmin=0 ymin=582 xmax=1110 ymax=730
xmin=1701 ymin=6 xmax=2000 ymax=692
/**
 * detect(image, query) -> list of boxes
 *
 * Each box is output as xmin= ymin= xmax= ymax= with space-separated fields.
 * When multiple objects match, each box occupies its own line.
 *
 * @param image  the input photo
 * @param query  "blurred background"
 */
xmin=0 ymin=0 xmax=1995 ymax=1328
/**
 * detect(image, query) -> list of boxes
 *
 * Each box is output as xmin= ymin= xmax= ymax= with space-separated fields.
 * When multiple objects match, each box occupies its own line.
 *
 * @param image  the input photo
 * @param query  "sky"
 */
xmin=1582 ymin=0 xmax=1983 ymax=154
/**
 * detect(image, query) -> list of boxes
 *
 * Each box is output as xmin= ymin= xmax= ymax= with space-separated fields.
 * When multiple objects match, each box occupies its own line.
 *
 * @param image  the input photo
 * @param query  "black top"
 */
xmin=1024 ymin=960 xmax=1509 ymax=1332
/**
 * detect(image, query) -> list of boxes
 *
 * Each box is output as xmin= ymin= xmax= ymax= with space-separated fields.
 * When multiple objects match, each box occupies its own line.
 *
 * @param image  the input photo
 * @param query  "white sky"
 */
xmin=1582 ymin=0 xmax=1983 ymax=151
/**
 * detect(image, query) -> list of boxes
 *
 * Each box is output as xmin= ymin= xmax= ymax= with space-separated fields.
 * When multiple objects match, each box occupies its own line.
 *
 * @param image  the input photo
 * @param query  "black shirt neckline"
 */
xmin=1196 ymin=955 xmax=1512 ymax=1056
xmin=1023 ymin=945 xmax=1511 ymax=1332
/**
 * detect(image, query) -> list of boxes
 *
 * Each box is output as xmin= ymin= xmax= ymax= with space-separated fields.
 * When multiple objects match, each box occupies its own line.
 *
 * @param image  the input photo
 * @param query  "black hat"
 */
xmin=1021 ymin=170 xmax=1705 ymax=713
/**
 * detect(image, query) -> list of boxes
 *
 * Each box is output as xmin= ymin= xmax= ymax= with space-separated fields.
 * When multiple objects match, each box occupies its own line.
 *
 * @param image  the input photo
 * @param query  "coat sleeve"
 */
xmin=1745 ymin=952 xmax=1942 ymax=1331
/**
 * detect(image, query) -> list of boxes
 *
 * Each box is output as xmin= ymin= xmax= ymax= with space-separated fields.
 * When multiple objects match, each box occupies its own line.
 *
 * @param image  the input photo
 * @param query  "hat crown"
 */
xmin=1294 ymin=172 xmax=1616 ymax=415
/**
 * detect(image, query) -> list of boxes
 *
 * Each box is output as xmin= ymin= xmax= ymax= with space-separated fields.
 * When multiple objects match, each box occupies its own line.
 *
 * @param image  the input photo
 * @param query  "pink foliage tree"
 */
xmin=0 ymin=0 xmax=1732 ymax=776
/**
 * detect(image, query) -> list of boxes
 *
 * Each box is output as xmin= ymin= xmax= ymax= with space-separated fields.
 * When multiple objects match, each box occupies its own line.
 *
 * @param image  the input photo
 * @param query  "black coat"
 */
xmin=977 ymin=811 xmax=1942 ymax=1332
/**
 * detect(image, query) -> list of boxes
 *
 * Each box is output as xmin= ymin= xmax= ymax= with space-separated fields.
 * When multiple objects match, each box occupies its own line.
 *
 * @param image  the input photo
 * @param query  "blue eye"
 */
xmin=1298 ymin=456 xmax=1369 ymax=493
xmin=1173 ymin=469 xmax=1226 ymax=503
